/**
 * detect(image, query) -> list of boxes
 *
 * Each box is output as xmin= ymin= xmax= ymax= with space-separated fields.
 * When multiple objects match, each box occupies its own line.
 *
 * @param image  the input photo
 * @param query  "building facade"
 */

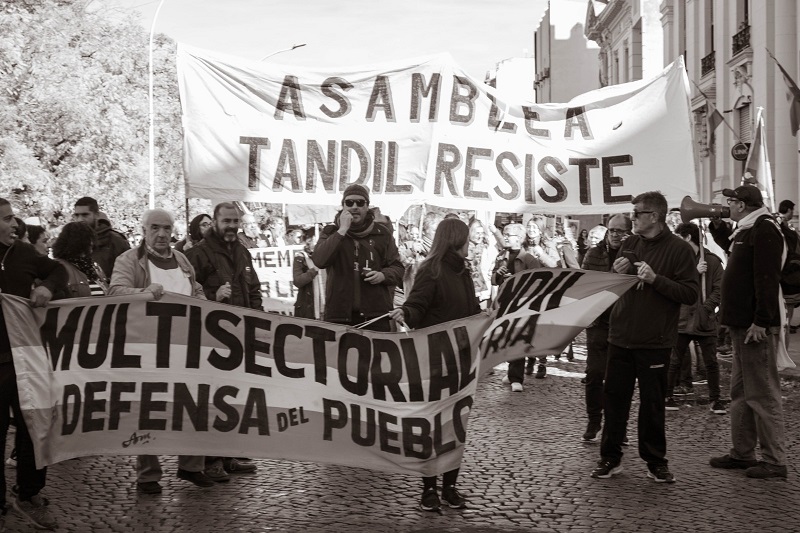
xmin=662 ymin=0 xmax=800 ymax=208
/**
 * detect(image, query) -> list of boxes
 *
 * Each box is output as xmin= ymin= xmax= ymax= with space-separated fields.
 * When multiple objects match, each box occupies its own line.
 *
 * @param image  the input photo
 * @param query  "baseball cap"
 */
xmin=722 ymin=185 xmax=764 ymax=207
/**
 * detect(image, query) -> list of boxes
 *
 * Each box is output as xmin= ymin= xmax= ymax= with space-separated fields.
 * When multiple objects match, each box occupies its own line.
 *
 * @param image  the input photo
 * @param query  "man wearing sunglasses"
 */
xmin=707 ymin=185 xmax=787 ymax=479
xmin=313 ymin=184 xmax=404 ymax=331
xmin=591 ymin=191 xmax=698 ymax=484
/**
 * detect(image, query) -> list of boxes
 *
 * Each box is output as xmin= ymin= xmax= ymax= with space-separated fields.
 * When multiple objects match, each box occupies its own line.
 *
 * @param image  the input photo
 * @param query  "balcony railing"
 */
xmin=701 ymin=51 xmax=715 ymax=76
xmin=732 ymin=25 xmax=750 ymax=56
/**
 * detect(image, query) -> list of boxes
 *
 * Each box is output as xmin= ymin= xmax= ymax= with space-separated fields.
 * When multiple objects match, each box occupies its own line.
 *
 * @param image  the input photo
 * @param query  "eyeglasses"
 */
xmin=344 ymin=199 xmax=366 ymax=207
xmin=199 ymin=222 xmax=212 ymax=228
xmin=631 ymin=210 xmax=654 ymax=219
xmin=607 ymin=229 xmax=627 ymax=235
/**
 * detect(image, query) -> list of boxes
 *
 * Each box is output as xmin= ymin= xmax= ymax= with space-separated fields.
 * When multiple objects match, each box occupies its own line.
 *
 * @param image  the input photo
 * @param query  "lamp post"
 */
xmin=259 ymin=43 xmax=306 ymax=61
xmin=148 ymin=0 xmax=167 ymax=209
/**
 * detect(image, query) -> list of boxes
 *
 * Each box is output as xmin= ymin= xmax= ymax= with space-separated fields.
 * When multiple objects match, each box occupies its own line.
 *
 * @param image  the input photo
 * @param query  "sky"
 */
xmin=95 ymin=0 xmax=549 ymax=80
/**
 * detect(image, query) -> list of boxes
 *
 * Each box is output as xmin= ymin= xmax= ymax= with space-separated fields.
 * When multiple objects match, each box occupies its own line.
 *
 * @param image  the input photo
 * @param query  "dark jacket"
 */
xmin=582 ymin=238 xmax=620 ymax=328
xmin=292 ymin=249 xmax=317 ymax=319
xmin=312 ymin=220 xmax=404 ymax=323
xmin=401 ymin=250 xmax=481 ymax=329
xmin=187 ymin=228 xmax=263 ymax=310
xmin=677 ymin=248 xmax=723 ymax=336
xmin=608 ymin=227 xmax=699 ymax=349
xmin=93 ymin=215 xmax=130 ymax=278
xmin=0 ymin=241 xmax=67 ymax=363
xmin=490 ymin=249 xmax=540 ymax=286
xmin=710 ymin=215 xmax=783 ymax=328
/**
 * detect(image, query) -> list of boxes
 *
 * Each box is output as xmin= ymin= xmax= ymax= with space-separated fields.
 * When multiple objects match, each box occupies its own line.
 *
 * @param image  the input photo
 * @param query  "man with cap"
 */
xmin=708 ymin=185 xmax=787 ymax=479
xmin=312 ymin=185 xmax=404 ymax=331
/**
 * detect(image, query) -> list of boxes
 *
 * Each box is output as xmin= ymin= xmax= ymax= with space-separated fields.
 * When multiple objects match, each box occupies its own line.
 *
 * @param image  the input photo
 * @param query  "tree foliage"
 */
xmin=0 ymin=0 xmax=189 ymax=232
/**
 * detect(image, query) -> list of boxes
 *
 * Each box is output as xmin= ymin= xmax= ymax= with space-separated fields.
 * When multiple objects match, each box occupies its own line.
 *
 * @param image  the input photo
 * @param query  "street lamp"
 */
xmin=259 ymin=43 xmax=307 ymax=61
xmin=148 ymin=0 xmax=167 ymax=209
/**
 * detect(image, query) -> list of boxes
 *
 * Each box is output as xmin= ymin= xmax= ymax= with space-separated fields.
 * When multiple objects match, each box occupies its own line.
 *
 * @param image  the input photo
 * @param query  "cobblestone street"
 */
xmin=3 ymin=340 xmax=799 ymax=532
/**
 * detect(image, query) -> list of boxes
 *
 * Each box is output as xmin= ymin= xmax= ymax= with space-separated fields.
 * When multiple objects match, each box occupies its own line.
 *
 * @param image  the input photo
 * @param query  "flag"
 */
xmin=767 ymin=49 xmax=800 ymax=136
xmin=706 ymin=101 xmax=724 ymax=151
xmin=743 ymin=107 xmax=775 ymax=212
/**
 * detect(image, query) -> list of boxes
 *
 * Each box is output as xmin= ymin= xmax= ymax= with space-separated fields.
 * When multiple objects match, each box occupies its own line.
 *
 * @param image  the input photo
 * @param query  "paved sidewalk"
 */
xmin=3 ymin=339 xmax=799 ymax=532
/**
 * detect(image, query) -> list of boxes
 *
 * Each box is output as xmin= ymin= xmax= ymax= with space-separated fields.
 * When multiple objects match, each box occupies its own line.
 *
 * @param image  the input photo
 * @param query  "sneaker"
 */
xmin=692 ymin=378 xmax=708 ymax=385
xmin=525 ymin=359 xmax=535 ymax=375
xmin=745 ymin=462 xmax=788 ymax=479
xmin=419 ymin=488 xmax=440 ymax=512
xmin=511 ymin=382 xmax=524 ymax=392
xmin=582 ymin=422 xmax=601 ymax=442
xmin=9 ymin=485 xmax=48 ymax=506
xmin=137 ymin=481 xmax=163 ymax=494
xmin=204 ymin=459 xmax=231 ymax=482
xmin=591 ymin=460 xmax=623 ymax=479
xmin=177 ymin=469 xmax=215 ymax=488
xmin=13 ymin=496 xmax=57 ymax=530
xmin=710 ymin=400 xmax=727 ymax=415
xmin=647 ymin=464 xmax=676 ymax=483
xmin=535 ymin=364 xmax=546 ymax=379
xmin=501 ymin=375 xmax=511 ymax=385
xmin=441 ymin=485 xmax=467 ymax=509
xmin=665 ymin=397 xmax=680 ymax=411
xmin=673 ymin=385 xmax=693 ymax=396
xmin=709 ymin=454 xmax=759 ymax=469
xmin=223 ymin=457 xmax=257 ymax=473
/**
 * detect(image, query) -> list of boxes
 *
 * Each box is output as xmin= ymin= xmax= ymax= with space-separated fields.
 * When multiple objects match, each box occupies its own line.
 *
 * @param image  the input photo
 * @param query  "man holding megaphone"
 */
xmin=705 ymin=185 xmax=788 ymax=479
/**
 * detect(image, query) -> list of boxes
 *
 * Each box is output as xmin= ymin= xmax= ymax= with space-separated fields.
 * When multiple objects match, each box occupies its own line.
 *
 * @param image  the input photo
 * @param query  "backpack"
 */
xmin=758 ymin=215 xmax=800 ymax=295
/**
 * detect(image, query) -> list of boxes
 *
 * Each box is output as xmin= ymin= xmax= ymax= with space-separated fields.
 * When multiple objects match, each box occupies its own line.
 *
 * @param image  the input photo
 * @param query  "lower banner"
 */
xmin=2 ymin=269 xmax=636 ymax=475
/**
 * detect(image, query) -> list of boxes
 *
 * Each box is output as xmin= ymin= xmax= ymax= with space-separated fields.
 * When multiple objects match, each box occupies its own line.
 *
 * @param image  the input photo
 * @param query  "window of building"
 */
xmin=738 ymin=104 xmax=751 ymax=142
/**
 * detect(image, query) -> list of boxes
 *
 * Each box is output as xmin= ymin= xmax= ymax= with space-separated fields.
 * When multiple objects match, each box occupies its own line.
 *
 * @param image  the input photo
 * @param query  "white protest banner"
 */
xmin=250 ymin=245 xmax=302 ymax=314
xmin=3 ymin=269 xmax=636 ymax=475
xmin=177 ymin=46 xmax=697 ymax=215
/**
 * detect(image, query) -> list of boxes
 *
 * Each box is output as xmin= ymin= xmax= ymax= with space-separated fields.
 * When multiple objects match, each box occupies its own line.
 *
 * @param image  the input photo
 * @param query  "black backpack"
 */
xmin=758 ymin=215 xmax=800 ymax=295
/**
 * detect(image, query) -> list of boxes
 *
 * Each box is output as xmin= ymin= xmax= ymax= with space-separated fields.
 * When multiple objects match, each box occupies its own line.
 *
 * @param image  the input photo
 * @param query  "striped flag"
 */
xmin=743 ymin=107 xmax=775 ymax=212
xmin=706 ymin=101 xmax=725 ymax=151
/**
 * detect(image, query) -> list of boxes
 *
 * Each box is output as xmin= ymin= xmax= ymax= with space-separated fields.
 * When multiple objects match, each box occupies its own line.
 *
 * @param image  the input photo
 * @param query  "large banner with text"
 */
xmin=177 ymin=46 xmax=697 ymax=215
xmin=3 ymin=269 xmax=636 ymax=475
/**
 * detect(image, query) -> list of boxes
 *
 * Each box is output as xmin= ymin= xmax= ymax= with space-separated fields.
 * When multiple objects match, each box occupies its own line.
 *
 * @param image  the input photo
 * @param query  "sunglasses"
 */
xmin=344 ymin=199 xmax=367 ymax=207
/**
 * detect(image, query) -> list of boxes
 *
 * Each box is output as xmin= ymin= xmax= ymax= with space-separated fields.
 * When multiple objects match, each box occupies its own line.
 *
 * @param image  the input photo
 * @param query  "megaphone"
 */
xmin=679 ymin=196 xmax=730 ymax=223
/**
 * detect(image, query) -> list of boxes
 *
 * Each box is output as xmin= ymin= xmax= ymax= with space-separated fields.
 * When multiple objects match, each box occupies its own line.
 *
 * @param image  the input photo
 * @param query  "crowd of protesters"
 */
xmin=0 ymin=185 xmax=794 ymax=527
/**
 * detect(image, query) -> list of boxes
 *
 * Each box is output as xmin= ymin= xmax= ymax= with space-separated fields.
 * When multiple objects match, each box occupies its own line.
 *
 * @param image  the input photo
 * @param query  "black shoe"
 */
xmin=710 ymin=400 xmax=727 ymax=415
xmin=419 ymin=488 xmax=440 ymax=512
xmin=665 ymin=397 xmax=679 ymax=411
xmin=177 ymin=469 xmax=215 ymax=488
xmin=591 ymin=460 xmax=622 ymax=479
xmin=647 ymin=464 xmax=676 ymax=483
xmin=525 ymin=359 xmax=535 ymax=375
xmin=580 ymin=376 xmax=587 ymax=384
xmin=535 ymin=364 xmax=546 ymax=379
xmin=709 ymin=454 xmax=759 ymax=469
xmin=223 ymin=457 xmax=257 ymax=473
xmin=137 ymin=481 xmax=163 ymax=494
xmin=441 ymin=485 xmax=467 ymax=509
xmin=582 ymin=422 xmax=602 ymax=442
xmin=745 ymin=462 xmax=788 ymax=479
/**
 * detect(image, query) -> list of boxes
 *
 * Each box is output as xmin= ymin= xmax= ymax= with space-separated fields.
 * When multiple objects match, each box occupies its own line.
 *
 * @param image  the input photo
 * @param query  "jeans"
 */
xmin=728 ymin=327 xmax=787 ymax=466
xmin=600 ymin=344 xmax=670 ymax=466
xmin=0 ymin=361 xmax=47 ymax=507
xmin=667 ymin=335 xmax=720 ymax=400
xmin=584 ymin=326 xmax=609 ymax=424
xmin=137 ymin=455 xmax=206 ymax=483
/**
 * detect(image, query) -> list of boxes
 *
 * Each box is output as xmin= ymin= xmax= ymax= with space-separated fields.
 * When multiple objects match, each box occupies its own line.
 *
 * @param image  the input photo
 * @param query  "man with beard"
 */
xmin=312 ymin=185 xmax=404 ymax=331
xmin=72 ymin=197 xmax=130 ymax=277
xmin=238 ymin=213 xmax=267 ymax=249
xmin=187 ymin=202 xmax=261 ymax=481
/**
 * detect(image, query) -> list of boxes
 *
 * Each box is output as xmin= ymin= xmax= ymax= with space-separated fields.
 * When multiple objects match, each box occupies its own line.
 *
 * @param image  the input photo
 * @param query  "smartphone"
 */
xmin=621 ymin=250 xmax=639 ymax=264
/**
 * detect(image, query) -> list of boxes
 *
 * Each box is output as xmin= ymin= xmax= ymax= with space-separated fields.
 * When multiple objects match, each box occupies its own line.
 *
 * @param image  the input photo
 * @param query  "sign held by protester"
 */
xmin=3 ymin=269 xmax=636 ymax=475
xmin=178 ymin=47 xmax=697 ymax=215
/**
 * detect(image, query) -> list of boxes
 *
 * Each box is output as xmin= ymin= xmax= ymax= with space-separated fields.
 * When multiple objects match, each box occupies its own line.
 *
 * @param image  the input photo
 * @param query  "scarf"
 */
xmin=341 ymin=210 xmax=376 ymax=239
xmin=66 ymin=255 xmax=98 ymax=281
xmin=728 ymin=206 xmax=771 ymax=248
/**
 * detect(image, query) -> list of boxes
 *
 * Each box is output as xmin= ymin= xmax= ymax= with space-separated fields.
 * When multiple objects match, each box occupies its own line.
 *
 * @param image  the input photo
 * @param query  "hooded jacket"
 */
xmin=608 ymin=227 xmax=699 ymax=349
xmin=92 ymin=213 xmax=130 ymax=278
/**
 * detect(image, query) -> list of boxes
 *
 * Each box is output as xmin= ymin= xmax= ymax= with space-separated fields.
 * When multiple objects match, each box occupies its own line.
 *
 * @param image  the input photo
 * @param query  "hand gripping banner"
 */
xmin=2 ymin=269 xmax=636 ymax=475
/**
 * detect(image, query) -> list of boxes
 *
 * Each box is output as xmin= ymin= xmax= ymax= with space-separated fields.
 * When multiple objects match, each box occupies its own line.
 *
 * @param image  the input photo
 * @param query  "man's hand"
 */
xmin=612 ymin=257 xmax=631 ymax=274
xmin=29 ymin=286 xmax=53 ymax=307
xmin=635 ymin=261 xmax=657 ymax=284
xmin=697 ymin=259 xmax=707 ymax=274
xmin=216 ymin=282 xmax=232 ymax=302
xmin=389 ymin=308 xmax=404 ymax=323
xmin=364 ymin=270 xmax=385 ymax=285
xmin=745 ymin=323 xmax=767 ymax=344
xmin=496 ymin=265 xmax=509 ymax=278
xmin=338 ymin=210 xmax=353 ymax=235
xmin=145 ymin=283 xmax=164 ymax=300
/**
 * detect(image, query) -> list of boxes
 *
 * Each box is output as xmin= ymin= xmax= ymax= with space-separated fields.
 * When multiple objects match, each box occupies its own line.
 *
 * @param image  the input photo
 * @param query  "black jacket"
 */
xmin=0 ymin=241 xmax=67 ymax=363
xmin=93 ymin=216 xmax=130 ymax=278
xmin=710 ymin=215 xmax=782 ymax=328
xmin=677 ymin=248 xmax=723 ymax=336
xmin=312 ymin=221 xmax=403 ymax=323
xmin=292 ymin=250 xmax=317 ymax=319
xmin=401 ymin=250 xmax=481 ymax=329
xmin=187 ymin=229 xmax=263 ymax=310
xmin=608 ymin=227 xmax=699 ymax=349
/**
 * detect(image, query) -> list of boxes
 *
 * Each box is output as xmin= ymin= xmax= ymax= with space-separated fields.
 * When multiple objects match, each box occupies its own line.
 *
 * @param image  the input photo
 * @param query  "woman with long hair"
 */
xmin=175 ymin=214 xmax=212 ymax=253
xmin=389 ymin=218 xmax=480 ymax=512
xmin=52 ymin=222 xmax=108 ymax=297
xmin=292 ymin=227 xmax=319 ymax=319
xmin=466 ymin=218 xmax=491 ymax=304
xmin=26 ymin=225 xmax=50 ymax=256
